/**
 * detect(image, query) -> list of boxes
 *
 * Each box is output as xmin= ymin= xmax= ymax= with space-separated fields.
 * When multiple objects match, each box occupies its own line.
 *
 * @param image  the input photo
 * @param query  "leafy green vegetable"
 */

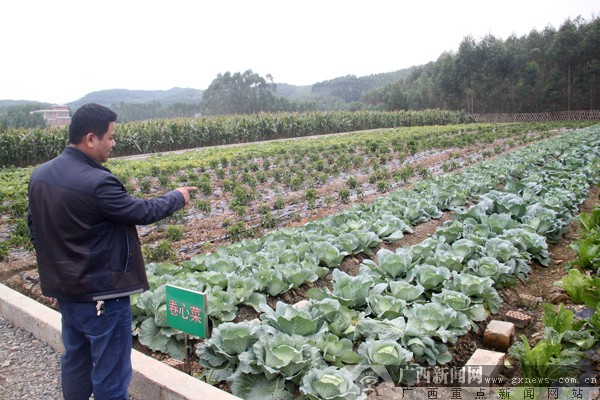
xmin=261 ymin=301 xmax=325 ymax=337
xmin=499 ymin=228 xmax=550 ymax=267
xmin=387 ymin=280 xmax=425 ymax=303
xmin=411 ymin=264 xmax=452 ymax=291
xmin=312 ymin=334 xmax=360 ymax=367
xmin=558 ymin=269 xmax=600 ymax=309
xmin=403 ymin=335 xmax=452 ymax=366
xmin=137 ymin=317 xmax=185 ymax=359
xmin=366 ymin=293 xmax=407 ymax=319
xmin=330 ymin=269 xmax=380 ymax=309
xmin=362 ymin=247 xmax=414 ymax=279
xmin=251 ymin=332 xmax=321 ymax=383
xmin=431 ymin=288 xmax=488 ymax=323
xmin=568 ymin=208 xmax=600 ymax=271
xmin=206 ymin=287 xmax=238 ymax=322
xmin=444 ymin=271 xmax=503 ymax=314
xmin=197 ymin=321 xmax=263 ymax=370
xmin=357 ymin=339 xmax=417 ymax=385
xmin=228 ymin=373 xmax=295 ymax=400
xmin=300 ymin=366 xmax=363 ymax=400
xmin=355 ymin=317 xmax=407 ymax=342
xmin=508 ymin=334 xmax=583 ymax=385
xmin=404 ymin=302 xmax=471 ymax=343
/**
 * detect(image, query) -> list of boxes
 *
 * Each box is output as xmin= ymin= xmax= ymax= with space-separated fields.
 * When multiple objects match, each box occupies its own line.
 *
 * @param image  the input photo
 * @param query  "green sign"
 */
xmin=165 ymin=285 xmax=209 ymax=338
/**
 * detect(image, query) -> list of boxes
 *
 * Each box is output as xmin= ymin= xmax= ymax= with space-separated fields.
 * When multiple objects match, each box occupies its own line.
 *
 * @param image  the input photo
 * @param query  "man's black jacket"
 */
xmin=28 ymin=146 xmax=185 ymax=302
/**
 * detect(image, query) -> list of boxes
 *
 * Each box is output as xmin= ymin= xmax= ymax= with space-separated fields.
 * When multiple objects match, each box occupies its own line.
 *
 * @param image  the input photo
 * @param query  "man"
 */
xmin=27 ymin=103 xmax=196 ymax=400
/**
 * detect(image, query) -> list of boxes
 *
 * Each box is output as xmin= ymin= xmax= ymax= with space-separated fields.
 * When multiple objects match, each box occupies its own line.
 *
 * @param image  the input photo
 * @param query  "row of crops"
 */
xmin=0 ymin=109 xmax=469 ymax=167
xmin=105 ymin=122 xmax=553 ymax=195
xmin=130 ymin=127 xmax=599 ymax=398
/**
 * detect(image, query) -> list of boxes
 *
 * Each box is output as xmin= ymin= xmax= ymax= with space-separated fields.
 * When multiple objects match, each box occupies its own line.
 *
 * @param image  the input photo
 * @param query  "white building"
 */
xmin=30 ymin=104 xmax=71 ymax=128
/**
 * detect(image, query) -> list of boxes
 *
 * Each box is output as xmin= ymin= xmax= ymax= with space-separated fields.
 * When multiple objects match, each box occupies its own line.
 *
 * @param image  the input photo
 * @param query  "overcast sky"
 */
xmin=1 ymin=0 xmax=598 ymax=104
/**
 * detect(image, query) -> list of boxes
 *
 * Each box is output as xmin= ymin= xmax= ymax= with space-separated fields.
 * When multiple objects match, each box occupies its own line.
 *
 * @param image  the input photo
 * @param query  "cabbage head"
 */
xmin=300 ymin=366 xmax=364 ymax=400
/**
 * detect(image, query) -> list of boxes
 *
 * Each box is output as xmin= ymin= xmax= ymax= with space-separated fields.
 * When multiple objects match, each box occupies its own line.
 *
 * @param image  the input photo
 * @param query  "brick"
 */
xmin=518 ymin=294 xmax=542 ymax=308
xmin=483 ymin=320 xmax=515 ymax=352
xmin=505 ymin=310 xmax=532 ymax=328
xmin=163 ymin=358 xmax=185 ymax=371
xmin=464 ymin=349 xmax=505 ymax=387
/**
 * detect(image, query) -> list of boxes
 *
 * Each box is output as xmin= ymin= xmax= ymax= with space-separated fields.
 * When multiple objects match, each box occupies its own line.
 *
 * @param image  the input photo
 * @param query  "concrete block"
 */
xmin=0 ymin=283 xmax=64 ymax=352
xmin=464 ymin=349 xmax=505 ymax=387
xmin=483 ymin=320 xmax=515 ymax=352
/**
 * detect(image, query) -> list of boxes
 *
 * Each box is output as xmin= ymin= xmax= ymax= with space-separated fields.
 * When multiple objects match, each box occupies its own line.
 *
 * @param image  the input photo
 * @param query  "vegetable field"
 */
xmin=1 ymin=121 xmax=599 ymax=399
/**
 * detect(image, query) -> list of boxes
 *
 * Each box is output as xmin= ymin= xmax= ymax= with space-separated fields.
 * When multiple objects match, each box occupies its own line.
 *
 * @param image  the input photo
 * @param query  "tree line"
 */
xmin=363 ymin=16 xmax=600 ymax=113
xmin=0 ymin=103 xmax=47 ymax=130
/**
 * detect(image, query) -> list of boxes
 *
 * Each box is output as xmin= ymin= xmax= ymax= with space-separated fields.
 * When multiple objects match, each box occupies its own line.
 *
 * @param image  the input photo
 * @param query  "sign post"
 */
xmin=165 ymin=285 xmax=209 ymax=372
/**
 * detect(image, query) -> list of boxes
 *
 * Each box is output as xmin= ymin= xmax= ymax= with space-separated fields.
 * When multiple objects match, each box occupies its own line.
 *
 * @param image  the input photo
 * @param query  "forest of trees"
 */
xmin=200 ymin=70 xmax=278 ymax=115
xmin=363 ymin=16 xmax=600 ymax=113
xmin=0 ymin=102 xmax=47 ymax=130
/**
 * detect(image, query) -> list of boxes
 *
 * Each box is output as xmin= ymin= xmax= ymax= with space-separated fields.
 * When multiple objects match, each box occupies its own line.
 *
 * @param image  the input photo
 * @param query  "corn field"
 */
xmin=0 ymin=109 xmax=468 ymax=167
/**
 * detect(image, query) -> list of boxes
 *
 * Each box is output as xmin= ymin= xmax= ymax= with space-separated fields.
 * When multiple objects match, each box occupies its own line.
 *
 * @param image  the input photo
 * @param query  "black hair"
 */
xmin=68 ymin=103 xmax=118 ymax=144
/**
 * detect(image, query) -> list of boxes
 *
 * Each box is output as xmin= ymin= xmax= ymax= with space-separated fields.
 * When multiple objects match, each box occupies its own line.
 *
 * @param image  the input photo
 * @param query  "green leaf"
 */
xmin=138 ymin=317 xmax=184 ymax=359
xmin=300 ymin=366 xmax=363 ymax=400
xmin=228 ymin=373 xmax=295 ymax=400
xmin=313 ymin=334 xmax=360 ymax=367
xmin=560 ymin=269 xmax=600 ymax=309
xmin=261 ymin=301 xmax=323 ymax=336
xmin=542 ymin=303 xmax=574 ymax=334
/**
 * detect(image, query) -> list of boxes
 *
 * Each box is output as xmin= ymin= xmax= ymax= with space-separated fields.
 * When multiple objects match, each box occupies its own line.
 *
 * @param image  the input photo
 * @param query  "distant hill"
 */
xmin=1 ymin=69 xmax=410 ymax=110
xmin=67 ymin=87 xmax=204 ymax=109
xmin=311 ymin=70 xmax=410 ymax=102
xmin=275 ymin=69 xmax=409 ymax=101
xmin=274 ymin=83 xmax=313 ymax=99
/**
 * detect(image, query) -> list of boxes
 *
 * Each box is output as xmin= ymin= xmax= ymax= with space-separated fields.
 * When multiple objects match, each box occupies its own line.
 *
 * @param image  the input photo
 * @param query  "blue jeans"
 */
xmin=58 ymin=297 xmax=132 ymax=400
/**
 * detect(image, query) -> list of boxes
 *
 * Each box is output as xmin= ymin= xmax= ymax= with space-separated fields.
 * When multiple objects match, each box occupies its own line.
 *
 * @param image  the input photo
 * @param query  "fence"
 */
xmin=468 ymin=110 xmax=600 ymax=123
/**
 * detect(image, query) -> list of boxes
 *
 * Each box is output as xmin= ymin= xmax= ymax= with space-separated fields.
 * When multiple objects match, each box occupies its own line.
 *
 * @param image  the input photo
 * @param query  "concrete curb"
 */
xmin=0 ymin=284 xmax=240 ymax=400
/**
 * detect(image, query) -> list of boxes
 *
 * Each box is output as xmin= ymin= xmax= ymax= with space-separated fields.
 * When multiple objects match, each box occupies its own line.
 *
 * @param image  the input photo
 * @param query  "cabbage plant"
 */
xmin=444 ymin=271 xmax=503 ymax=313
xmin=387 ymin=280 xmax=425 ymax=303
xmin=260 ymin=301 xmax=326 ymax=337
xmin=330 ymin=269 xmax=382 ymax=309
xmin=228 ymin=373 xmax=295 ymax=400
xmin=366 ymin=293 xmax=407 ymax=319
xmin=466 ymin=257 xmax=516 ymax=288
xmin=404 ymin=302 xmax=471 ymax=344
xmin=410 ymin=264 xmax=452 ymax=291
xmin=312 ymin=333 xmax=360 ymax=367
xmin=300 ymin=366 xmax=364 ymax=400
xmin=362 ymin=247 xmax=414 ymax=279
xmin=402 ymin=334 xmax=452 ymax=366
xmin=355 ymin=317 xmax=406 ymax=342
xmin=308 ymin=298 xmax=363 ymax=339
xmin=197 ymin=321 xmax=263 ymax=372
xmin=357 ymin=339 xmax=417 ymax=384
xmin=499 ymin=228 xmax=550 ymax=266
xmin=250 ymin=332 xmax=322 ymax=383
